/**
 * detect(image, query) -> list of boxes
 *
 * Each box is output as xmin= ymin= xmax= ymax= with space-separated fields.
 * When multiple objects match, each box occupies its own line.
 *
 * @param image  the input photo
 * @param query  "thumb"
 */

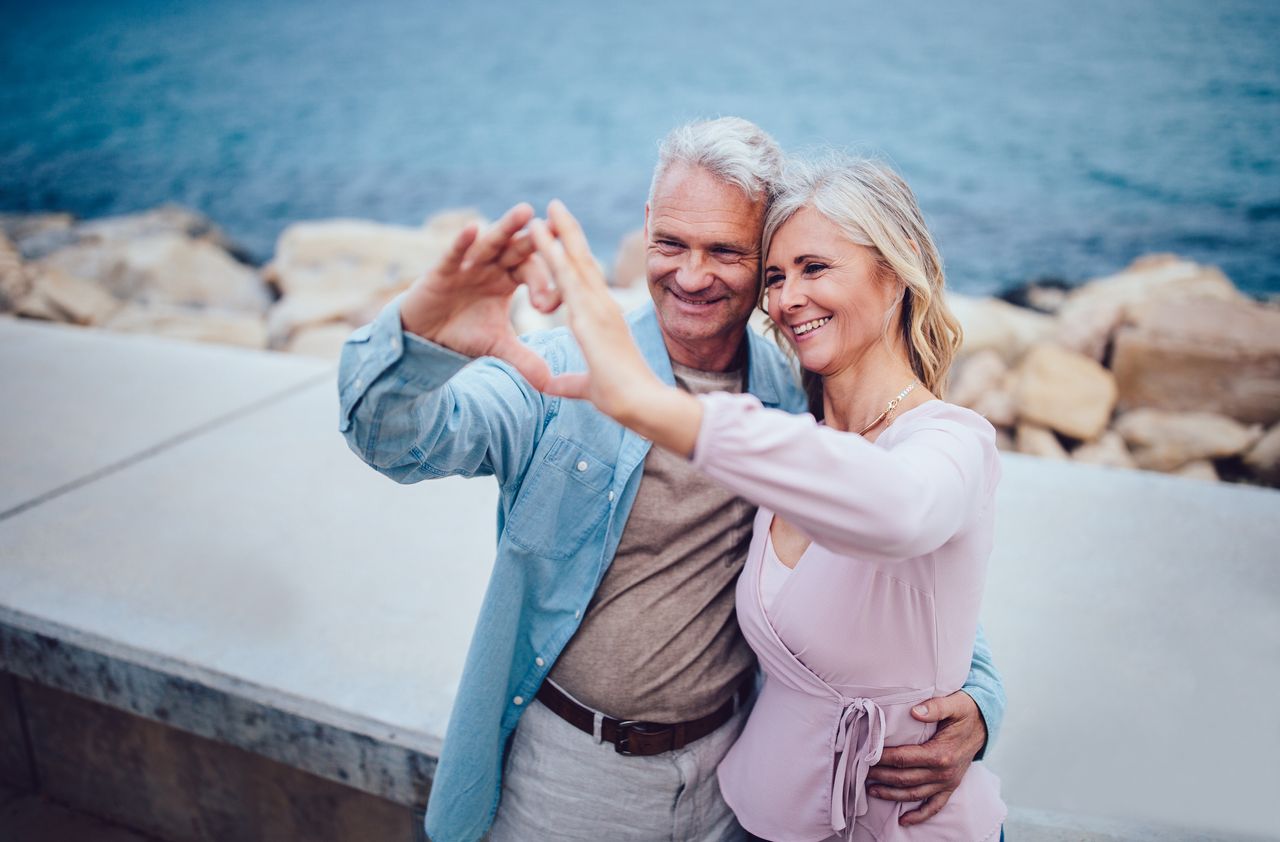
xmin=543 ymin=372 xmax=591 ymax=400
xmin=910 ymin=696 xmax=954 ymax=723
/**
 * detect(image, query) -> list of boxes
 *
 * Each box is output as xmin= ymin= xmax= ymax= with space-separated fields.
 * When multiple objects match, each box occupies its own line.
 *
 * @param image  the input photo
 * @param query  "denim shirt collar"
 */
xmin=628 ymin=302 xmax=787 ymax=407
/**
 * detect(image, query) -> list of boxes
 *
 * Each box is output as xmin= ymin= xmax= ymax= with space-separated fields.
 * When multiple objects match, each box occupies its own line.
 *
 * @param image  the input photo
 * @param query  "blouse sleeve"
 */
xmin=690 ymin=391 xmax=997 ymax=560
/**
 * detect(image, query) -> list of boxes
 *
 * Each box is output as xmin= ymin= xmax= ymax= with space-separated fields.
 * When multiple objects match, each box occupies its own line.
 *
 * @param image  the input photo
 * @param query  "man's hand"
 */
xmin=867 ymin=690 xmax=987 ymax=827
xmin=399 ymin=203 xmax=560 ymax=389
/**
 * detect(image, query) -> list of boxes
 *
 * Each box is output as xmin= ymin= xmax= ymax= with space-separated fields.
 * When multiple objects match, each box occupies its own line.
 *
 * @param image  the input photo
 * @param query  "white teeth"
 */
xmin=792 ymin=317 xmax=831 ymax=336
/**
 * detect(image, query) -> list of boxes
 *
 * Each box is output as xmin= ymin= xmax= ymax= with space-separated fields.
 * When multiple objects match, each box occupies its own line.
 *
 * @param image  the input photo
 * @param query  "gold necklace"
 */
xmin=857 ymin=380 xmax=920 ymax=436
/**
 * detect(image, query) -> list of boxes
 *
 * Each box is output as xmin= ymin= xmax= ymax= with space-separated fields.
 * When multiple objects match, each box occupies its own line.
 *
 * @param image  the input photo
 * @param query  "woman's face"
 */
xmin=763 ymin=205 xmax=902 ymax=378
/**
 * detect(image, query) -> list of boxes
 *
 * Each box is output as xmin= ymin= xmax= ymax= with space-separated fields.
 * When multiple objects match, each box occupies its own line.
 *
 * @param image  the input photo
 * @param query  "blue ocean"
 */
xmin=2 ymin=0 xmax=1278 ymax=296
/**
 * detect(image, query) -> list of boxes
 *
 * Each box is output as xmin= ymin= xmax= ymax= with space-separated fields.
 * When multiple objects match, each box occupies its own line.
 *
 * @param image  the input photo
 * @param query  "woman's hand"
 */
xmin=530 ymin=200 xmax=703 ymax=456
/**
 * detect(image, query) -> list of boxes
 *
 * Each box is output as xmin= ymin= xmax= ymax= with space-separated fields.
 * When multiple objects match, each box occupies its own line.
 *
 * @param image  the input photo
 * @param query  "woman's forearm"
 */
xmin=616 ymin=382 xmax=704 ymax=458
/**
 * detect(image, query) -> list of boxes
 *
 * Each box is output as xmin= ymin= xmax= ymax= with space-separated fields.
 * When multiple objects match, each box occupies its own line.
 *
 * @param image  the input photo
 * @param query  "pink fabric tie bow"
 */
xmin=830 ymin=697 xmax=887 ymax=839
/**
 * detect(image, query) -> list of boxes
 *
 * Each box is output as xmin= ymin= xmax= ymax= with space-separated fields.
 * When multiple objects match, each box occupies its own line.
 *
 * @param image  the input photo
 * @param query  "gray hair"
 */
xmin=647 ymin=117 xmax=783 ymax=206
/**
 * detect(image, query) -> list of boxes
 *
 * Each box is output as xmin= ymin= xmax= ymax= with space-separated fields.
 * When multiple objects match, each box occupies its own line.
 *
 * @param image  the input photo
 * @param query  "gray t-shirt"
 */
xmin=548 ymin=362 xmax=756 ymax=722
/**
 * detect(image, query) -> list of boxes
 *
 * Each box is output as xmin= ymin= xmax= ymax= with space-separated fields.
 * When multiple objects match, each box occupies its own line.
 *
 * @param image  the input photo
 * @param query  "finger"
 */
xmin=876 ymin=744 xmax=942 ymax=769
xmin=867 ymin=781 xmax=947 ymax=803
xmin=865 ymin=765 xmax=935 ymax=787
xmin=497 ymin=230 xmax=537 ymax=270
xmin=898 ymin=790 xmax=952 ymax=827
xmin=492 ymin=335 xmax=551 ymax=392
xmin=465 ymin=203 xmax=534 ymax=267
xmin=910 ymin=693 xmax=967 ymax=723
xmin=546 ymin=200 xmax=607 ymax=291
xmin=513 ymin=253 xmax=563 ymax=313
xmin=528 ymin=219 xmax=583 ymax=301
xmin=440 ymin=224 xmax=479 ymax=274
xmin=542 ymin=372 xmax=591 ymax=400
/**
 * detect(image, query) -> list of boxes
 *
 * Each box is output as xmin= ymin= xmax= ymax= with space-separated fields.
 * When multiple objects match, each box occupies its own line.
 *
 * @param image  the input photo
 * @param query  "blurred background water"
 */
xmin=1 ymin=0 xmax=1277 ymax=295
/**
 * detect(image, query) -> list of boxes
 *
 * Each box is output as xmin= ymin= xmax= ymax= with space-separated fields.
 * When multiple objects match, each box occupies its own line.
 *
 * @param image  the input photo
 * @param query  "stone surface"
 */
xmin=0 ymin=233 xmax=28 ymax=312
xmin=611 ymin=228 xmax=647 ymax=288
xmin=1015 ymin=423 xmax=1070 ymax=460
xmin=265 ymin=287 xmax=388 ymax=348
xmin=36 ymin=233 xmax=270 ymax=313
xmin=1171 ymin=459 xmax=1220 ymax=482
xmin=1053 ymin=254 xmax=1246 ymax=361
xmin=19 ymin=267 xmax=124 ymax=325
xmin=948 ymin=349 xmax=1008 ymax=408
xmin=1242 ymin=424 xmax=1280 ymax=486
xmin=0 ymin=674 xmax=35 ymax=792
xmin=102 ymin=303 xmax=268 ymax=349
xmin=948 ymin=293 xmax=1056 ymax=362
xmin=18 ymin=681 xmax=418 ymax=842
xmin=982 ymin=454 xmax=1280 ymax=839
xmin=1014 ymin=344 xmax=1118 ymax=440
xmin=1071 ymin=430 xmax=1136 ymax=470
xmin=0 ymin=317 xmax=328 ymax=516
xmin=0 ymin=212 xmax=76 ymax=261
xmin=1114 ymin=409 xmax=1263 ymax=472
xmin=75 ymin=205 xmax=243 ymax=256
xmin=1111 ymin=296 xmax=1280 ymax=425
xmin=285 ymin=322 xmax=356 ymax=359
xmin=0 ymin=782 xmax=157 ymax=842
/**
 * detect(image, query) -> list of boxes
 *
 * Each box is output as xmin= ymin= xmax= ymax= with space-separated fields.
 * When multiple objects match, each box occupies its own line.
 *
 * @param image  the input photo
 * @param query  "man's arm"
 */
xmin=867 ymin=623 xmax=1006 ymax=827
xmin=338 ymin=203 xmax=561 ymax=485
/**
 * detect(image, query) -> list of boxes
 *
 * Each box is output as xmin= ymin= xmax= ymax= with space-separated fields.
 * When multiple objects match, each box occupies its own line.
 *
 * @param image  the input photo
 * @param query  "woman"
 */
xmin=528 ymin=155 xmax=1005 ymax=841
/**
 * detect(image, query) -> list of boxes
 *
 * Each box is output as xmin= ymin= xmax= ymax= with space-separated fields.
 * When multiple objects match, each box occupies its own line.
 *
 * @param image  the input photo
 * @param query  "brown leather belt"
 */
xmin=534 ymin=673 xmax=754 ymax=756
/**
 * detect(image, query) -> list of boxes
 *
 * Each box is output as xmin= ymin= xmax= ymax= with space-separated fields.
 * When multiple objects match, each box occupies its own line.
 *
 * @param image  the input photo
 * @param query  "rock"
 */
xmin=35 ymin=233 xmax=271 ymax=313
xmin=1054 ymin=254 xmax=1246 ymax=360
xmin=265 ymin=287 xmax=389 ymax=348
xmin=1113 ymin=409 xmax=1263 ymax=472
xmin=1111 ymin=296 xmax=1280 ymax=425
xmin=993 ymin=428 xmax=1016 ymax=453
xmin=611 ymin=229 xmax=647 ymax=288
xmin=285 ymin=322 xmax=356 ymax=359
xmin=948 ymin=349 xmax=1007 ymax=408
xmin=0 ymin=212 xmax=76 ymax=260
xmin=101 ymin=304 xmax=267 ymax=349
xmin=1071 ymin=431 xmax=1136 ymax=470
xmin=0 ymin=233 xmax=30 ymax=312
xmin=267 ymin=212 xmax=485 ymax=301
xmin=1242 ymin=424 xmax=1280 ymax=486
xmin=948 ymin=293 xmax=1056 ymax=362
xmin=510 ymin=284 xmax=562 ymax=336
xmin=997 ymin=278 xmax=1071 ymax=314
xmin=1172 ymin=460 xmax=1220 ymax=482
xmin=1015 ymin=423 xmax=1070 ymax=460
xmin=74 ymin=205 xmax=247 ymax=258
xmin=17 ymin=267 xmax=122 ymax=325
xmin=1014 ymin=344 xmax=1117 ymax=441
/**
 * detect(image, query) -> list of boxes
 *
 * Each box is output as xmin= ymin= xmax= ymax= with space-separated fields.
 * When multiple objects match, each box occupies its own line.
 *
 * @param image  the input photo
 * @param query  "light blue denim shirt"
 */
xmin=338 ymin=297 xmax=1006 ymax=842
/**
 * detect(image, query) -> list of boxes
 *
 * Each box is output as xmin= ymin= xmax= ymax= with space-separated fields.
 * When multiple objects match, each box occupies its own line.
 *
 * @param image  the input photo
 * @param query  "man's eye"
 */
xmin=655 ymin=239 xmax=683 ymax=251
xmin=712 ymin=247 xmax=741 ymax=259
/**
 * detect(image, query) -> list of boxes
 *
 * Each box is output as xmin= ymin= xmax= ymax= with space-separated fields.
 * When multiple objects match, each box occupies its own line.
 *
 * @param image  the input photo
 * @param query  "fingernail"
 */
xmin=913 ymin=704 xmax=928 ymax=716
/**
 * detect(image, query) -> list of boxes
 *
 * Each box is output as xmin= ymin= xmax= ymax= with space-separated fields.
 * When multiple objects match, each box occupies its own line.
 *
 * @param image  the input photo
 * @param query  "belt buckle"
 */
xmin=614 ymin=720 xmax=674 ymax=756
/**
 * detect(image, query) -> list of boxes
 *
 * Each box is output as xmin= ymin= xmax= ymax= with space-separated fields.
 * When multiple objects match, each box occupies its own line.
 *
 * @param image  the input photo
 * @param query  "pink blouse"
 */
xmin=691 ymin=395 xmax=1006 ymax=842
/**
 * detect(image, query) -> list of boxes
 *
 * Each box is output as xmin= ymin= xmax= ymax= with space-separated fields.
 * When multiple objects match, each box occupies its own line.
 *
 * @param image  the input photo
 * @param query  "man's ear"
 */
xmin=643 ymin=203 xmax=650 ymax=241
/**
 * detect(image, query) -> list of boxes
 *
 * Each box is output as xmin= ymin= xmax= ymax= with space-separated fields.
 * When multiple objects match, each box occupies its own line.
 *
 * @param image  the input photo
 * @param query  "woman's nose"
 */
xmin=778 ymin=277 xmax=805 ymax=310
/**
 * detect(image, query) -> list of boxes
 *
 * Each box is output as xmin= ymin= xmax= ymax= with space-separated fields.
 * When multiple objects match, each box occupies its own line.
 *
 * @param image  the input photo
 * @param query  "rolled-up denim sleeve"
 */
xmin=337 ymin=296 xmax=549 ymax=486
xmin=962 ymin=623 xmax=1005 ymax=759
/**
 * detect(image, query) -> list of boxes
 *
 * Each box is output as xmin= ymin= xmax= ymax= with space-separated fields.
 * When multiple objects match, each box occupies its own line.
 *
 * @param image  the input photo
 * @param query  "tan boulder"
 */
xmin=1111 ymin=297 xmax=1280 ymax=425
xmin=0 ymin=233 xmax=29 ymax=311
xmin=1054 ymin=254 xmax=1246 ymax=360
xmin=611 ymin=229 xmax=647 ymax=288
xmin=1172 ymin=460 xmax=1220 ymax=482
xmin=267 ymin=211 xmax=485 ymax=300
xmin=36 ymin=233 xmax=270 ymax=313
xmin=1113 ymin=409 xmax=1262 ymax=472
xmin=101 ymin=304 xmax=267 ymax=349
xmin=74 ymin=205 xmax=243 ymax=255
xmin=1015 ymin=423 xmax=1069 ymax=460
xmin=17 ymin=267 xmax=122 ymax=325
xmin=0 ymin=212 xmax=76 ymax=259
xmin=1071 ymin=431 xmax=1136 ymax=470
xmin=948 ymin=293 xmax=1056 ymax=362
xmin=265 ymin=287 xmax=390 ymax=348
xmin=948 ymin=349 xmax=1007 ymax=408
xmin=285 ymin=322 xmax=356 ymax=359
xmin=1014 ymin=344 xmax=1117 ymax=441
xmin=1242 ymin=424 xmax=1280 ymax=486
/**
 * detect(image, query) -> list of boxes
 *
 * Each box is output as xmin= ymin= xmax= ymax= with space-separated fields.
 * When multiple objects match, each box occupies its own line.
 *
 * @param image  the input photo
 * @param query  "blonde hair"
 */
xmin=761 ymin=154 xmax=962 ymax=417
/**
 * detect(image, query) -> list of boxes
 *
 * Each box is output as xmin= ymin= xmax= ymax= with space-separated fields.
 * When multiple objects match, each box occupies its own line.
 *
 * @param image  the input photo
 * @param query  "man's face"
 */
xmin=645 ymin=163 xmax=766 ymax=370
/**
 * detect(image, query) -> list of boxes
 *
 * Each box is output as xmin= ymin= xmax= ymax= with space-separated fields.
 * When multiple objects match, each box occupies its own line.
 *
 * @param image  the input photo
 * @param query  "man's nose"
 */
xmin=673 ymin=253 xmax=713 ymax=292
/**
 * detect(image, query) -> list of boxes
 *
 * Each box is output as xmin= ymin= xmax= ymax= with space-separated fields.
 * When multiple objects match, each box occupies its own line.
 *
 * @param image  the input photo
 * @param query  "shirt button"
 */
xmin=513 ymin=695 xmax=524 ymax=706
xmin=576 ymin=460 xmax=588 ymax=472
xmin=535 ymin=657 xmax=545 ymax=668
xmin=574 ymin=609 xmax=581 ymax=619
xmin=607 ymin=490 xmax=615 ymax=502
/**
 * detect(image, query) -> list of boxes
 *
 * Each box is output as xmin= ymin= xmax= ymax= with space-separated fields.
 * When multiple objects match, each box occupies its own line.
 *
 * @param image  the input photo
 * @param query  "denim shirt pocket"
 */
xmin=505 ymin=435 xmax=613 ymax=561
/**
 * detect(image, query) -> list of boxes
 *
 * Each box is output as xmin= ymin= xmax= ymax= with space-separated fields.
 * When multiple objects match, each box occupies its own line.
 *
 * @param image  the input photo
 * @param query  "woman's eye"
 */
xmin=803 ymin=262 xmax=826 ymax=275
xmin=764 ymin=273 xmax=784 ymax=287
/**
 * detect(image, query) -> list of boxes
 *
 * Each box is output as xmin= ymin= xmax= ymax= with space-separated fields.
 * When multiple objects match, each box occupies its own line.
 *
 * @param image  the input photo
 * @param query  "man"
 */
xmin=339 ymin=118 xmax=1005 ymax=842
